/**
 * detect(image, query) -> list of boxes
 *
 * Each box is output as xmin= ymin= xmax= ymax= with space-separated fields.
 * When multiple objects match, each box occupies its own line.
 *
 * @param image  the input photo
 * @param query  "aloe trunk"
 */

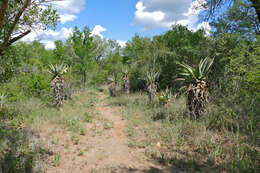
xmin=51 ymin=76 xmax=65 ymax=107
xmin=123 ymin=75 xmax=130 ymax=95
xmin=187 ymin=82 xmax=208 ymax=119
xmin=147 ymin=83 xmax=157 ymax=104
xmin=109 ymin=82 xmax=117 ymax=97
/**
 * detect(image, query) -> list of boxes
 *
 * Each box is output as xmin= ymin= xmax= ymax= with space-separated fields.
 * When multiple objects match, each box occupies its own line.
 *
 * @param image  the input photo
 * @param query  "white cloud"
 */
xmin=59 ymin=14 xmax=77 ymax=24
xmin=133 ymin=0 xmax=209 ymax=32
xmin=37 ymin=27 xmax=73 ymax=41
xmin=42 ymin=40 xmax=56 ymax=49
xmin=185 ymin=0 xmax=207 ymax=16
xmin=197 ymin=21 xmax=211 ymax=35
xmin=117 ymin=40 xmax=127 ymax=48
xmin=52 ymin=0 xmax=86 ymax=14
xmin=50 ymin=0 xmax=86 ymax=24
xmin=91 ymin=25 xmax=107 ymax=38
xmin=21 ymin=27 xmax=73 ymax=49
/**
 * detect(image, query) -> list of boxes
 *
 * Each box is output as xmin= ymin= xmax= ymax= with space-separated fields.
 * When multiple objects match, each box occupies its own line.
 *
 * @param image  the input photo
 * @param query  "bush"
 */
xmin=25 ymin=73 xmax=50 ymax=97
xmin=0 ymin=72 xmax=51 ymax=103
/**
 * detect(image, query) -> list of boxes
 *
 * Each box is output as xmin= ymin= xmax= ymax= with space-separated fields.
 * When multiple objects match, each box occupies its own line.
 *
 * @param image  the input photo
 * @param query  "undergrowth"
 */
xmin=109 ymin=92 xmax=259 ymax=172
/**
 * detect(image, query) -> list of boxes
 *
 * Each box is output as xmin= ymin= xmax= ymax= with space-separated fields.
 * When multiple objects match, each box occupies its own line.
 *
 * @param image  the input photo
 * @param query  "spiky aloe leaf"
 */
xmin=177 ymin=57 xmax=214 ymax=83
xmin=107 ymin=75 xmax=116 ymax=83
xmin=48 ymin=64 xmax=68 ymax=78
xmin=122 ymin=68 xmax=130 ymax=75
xmin=145 ymin=70 xmax=160 ymax=84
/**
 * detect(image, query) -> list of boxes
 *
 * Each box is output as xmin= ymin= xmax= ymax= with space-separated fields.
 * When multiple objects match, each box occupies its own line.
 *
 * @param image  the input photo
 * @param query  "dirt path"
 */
xmin=40 ymin=92 xmax=168 ymax=173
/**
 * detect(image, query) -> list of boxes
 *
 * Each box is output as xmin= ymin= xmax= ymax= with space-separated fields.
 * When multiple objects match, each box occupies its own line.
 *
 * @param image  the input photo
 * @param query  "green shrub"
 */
xmin=0 ymin=81 xmax=25 ymax=102
xmin=0 ymin=73 xmax=51 ymax=103
xmin=25 ymin=73 xmax=50 ymax=97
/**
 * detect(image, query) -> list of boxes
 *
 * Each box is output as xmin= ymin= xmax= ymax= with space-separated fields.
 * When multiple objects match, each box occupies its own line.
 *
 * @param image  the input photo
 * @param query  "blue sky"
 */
xmin=59 ymin=0 xmax=161 ymax=41
xmin=22 ymin=0 xmax=211 ymax=49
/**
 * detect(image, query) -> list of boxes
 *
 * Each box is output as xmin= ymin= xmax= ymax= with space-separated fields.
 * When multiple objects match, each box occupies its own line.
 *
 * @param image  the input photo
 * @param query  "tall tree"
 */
xmin=0 ymin=0 xmax=59 ymax=55
xmin=69 ymin=27 xmax=96 ymax=87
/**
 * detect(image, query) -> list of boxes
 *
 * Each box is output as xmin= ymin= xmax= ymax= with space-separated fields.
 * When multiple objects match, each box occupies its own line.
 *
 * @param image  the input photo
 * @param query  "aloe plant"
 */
xmin=145 ymin=70 xmax=160 ymax=104
xmin=122 ymin=68 xmax=130 ymax=95
xmin=177 ymin=57 xmax=214 ymax=119
xmin=48 ymin=64 xmax=68 ymax=107
xmin=108 ymin=75 xmax=117 ymax=97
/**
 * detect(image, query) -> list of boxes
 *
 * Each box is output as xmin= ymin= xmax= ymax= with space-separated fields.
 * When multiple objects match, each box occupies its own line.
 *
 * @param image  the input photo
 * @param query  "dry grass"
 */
xmin=109 ymin=92 xmax=259 ymax=172
xmin=1 ymin=86 xmax=258 ymax=172
xmin=0 ymin=86 xmax=100 ymax=173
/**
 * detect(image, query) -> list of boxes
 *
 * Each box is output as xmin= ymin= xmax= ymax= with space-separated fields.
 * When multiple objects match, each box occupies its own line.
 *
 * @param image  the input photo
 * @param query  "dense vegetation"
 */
xmin=0 ymin=0 xmax=259 ymax=172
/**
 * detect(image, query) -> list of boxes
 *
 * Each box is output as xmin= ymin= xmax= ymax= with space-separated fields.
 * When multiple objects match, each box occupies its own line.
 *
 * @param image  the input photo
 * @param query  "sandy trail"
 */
xmin=40 ymin=92 xmax=167 ymax=173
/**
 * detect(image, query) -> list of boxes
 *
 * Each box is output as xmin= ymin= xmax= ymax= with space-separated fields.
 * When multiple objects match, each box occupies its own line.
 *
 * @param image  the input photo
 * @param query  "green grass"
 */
xmin=1 ymin=86 xmax=258 ymax=172
xmin=0 ymin=86 xmax=100 ymax=172
xmin=53 ymin=152 xmax=61 ymax=167
xmin=109 ymin=92 xmax=259 ymax=172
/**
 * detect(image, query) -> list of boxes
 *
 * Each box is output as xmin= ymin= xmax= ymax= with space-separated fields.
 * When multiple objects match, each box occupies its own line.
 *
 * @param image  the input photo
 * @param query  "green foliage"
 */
xmin=0 ymin=6 xmax=258 ymax=172
xmin=68 ymin=26 xmax=97 ymax=86
xmin=23 ymin=73 xmax=50 ymax=98
xmin=177 ymin=57 xmax=214 ymax=83
xmin=157 ymin=88 xmax=173 ymax=106
xmin=0 ymin=72 xmax=51 ymax=103
xmin=211 ymin=0 xmax=259 ymax=39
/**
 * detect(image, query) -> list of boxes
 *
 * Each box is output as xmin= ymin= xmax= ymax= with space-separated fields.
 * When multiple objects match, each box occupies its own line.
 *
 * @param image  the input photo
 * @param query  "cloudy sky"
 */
xmin=22 ymin=0 xmax=210 ymax=49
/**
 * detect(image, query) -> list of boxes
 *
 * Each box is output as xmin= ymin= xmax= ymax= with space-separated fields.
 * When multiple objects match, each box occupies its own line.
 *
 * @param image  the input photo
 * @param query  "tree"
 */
xmin=0 ymin=0 xmax=59 ymax=55
xmin=177 ymin=57 xmax=214 ymax=120
xmin=158 ymin=25 xmax=211 ymax=90
xmin=69 ymin=27 xmax=96 ymax=87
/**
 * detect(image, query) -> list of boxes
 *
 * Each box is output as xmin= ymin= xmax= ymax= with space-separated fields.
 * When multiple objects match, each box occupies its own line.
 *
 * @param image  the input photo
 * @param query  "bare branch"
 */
xmin=7 ymin=30 xmax=31 ymax=47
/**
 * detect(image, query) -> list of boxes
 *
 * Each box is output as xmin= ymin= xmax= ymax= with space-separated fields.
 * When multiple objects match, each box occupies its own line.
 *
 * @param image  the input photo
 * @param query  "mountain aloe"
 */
xmin=48 ymin=64 xmax=68 ymax=107
xmin=145 ymin=70 xmax=160 ymax=104
xmin=177 ymin=57 xmax=214 ymax=119
xmin=108 ymin=75 xmax=117 ymax=97
xmin=122 ymin=68 xmax=130 ymax=96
